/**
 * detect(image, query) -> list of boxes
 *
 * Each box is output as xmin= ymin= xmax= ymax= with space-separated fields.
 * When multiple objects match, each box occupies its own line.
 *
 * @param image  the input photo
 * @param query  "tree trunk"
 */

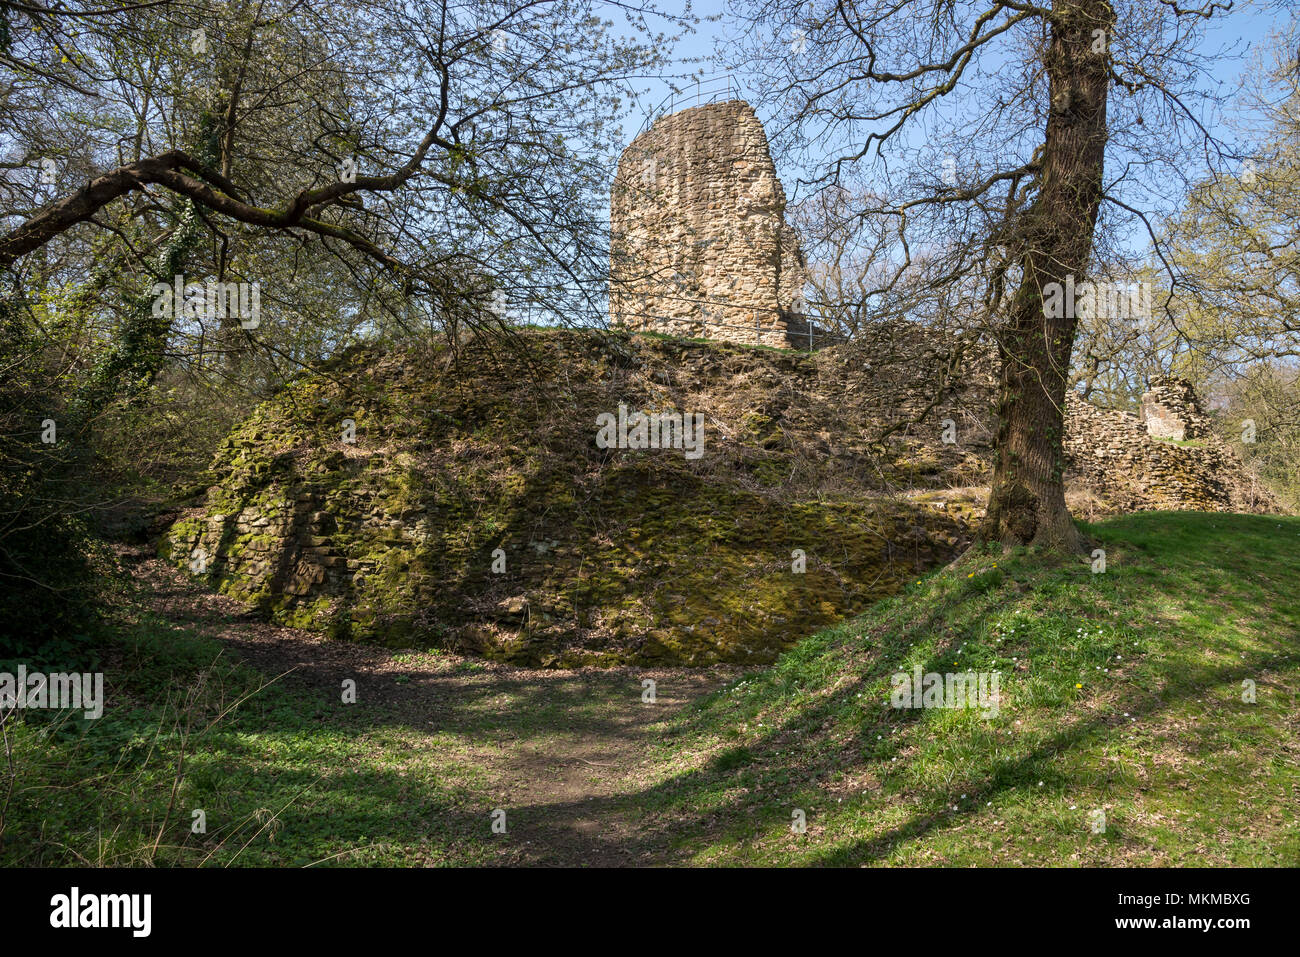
xmin=981 ymin=0 xmax=1113 ymax=553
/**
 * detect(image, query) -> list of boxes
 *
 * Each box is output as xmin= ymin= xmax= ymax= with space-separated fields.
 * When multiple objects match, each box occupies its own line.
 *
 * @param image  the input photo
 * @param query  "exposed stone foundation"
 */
xmin=164 ymin=330 xmax=978 ymax=667
xmin=164 ymin=329 xmax=1282 ymax=666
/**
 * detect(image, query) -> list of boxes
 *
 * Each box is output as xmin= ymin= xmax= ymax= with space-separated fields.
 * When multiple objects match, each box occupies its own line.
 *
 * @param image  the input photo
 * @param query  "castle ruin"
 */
xmin=609 ymin=99 xmax=810 ymax=348
xmin=1141 ymin=375 xmax=1214 ymax=442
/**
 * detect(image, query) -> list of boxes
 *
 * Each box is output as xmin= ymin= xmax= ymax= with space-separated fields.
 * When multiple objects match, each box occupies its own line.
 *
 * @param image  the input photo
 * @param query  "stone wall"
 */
xmin=602 ymin=101 xmax=1277 ymax=515
xmin=164 ymin=330 xmax=1283 ymax=666
xmin=1140 ymin=375 xmax=1215 ymax=441
xmin=609 ymin=100 xmax=809 ymax=348
xmin=1064 ymin=385 xmax=1277 ymax=514
xmin=163 ymin=331 xmax=974 ymax=666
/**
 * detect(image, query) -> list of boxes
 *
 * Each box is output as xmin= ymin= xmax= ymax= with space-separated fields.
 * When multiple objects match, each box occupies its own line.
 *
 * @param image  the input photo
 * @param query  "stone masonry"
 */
xmin=164 ymin=332 xmax=1282 ymax=667
xmin=1064 ymin=378 xmax=1277 ymax=514
xmin=609 ymin=100 xmax=809 ymax=348
xmin=1141 ymin=375 xmax=1215 ymax=442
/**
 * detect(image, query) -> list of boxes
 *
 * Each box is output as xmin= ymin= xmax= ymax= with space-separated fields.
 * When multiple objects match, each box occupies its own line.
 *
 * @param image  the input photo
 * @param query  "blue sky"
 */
xmin=607 ymin=0 xmax=1293 ymax=267
xmin=621 ymin=0 xmax=1293 ymax=185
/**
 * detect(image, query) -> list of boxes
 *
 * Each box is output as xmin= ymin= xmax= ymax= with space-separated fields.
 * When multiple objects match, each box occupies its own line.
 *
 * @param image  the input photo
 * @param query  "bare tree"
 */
xmin=1 ymin=0 xmax=687 ymax=353
xmin=725 ymin=0 xmax=1250 ymax=553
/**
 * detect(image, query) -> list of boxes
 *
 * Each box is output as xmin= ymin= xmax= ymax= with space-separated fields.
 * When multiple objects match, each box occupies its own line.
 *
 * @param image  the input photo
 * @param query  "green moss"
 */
xmin=165 ymin=329 xmax=972 ymax=666
xmin=278 ymin=596 xmax=335 ymax=630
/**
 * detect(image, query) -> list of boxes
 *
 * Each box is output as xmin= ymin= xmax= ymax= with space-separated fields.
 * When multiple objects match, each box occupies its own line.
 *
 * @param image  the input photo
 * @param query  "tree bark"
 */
xmin=981 ymin=0 xmax=1113 ymax=553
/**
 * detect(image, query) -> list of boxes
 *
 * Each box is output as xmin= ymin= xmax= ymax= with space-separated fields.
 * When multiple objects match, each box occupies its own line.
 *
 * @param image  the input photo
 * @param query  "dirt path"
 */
xmin=120 ymin=546 xmax=740 ymax=865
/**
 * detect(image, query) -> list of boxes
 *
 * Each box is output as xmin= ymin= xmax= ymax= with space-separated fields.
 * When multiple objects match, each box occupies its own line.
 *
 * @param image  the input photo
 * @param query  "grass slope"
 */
xmin=3 ymin=512 xmax=1296 ymax=866
xmin=640 ymin=511 xmax=1300 ymax=865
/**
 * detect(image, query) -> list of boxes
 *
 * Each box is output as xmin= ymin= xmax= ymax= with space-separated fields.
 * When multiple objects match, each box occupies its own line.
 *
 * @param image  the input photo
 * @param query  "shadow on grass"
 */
xmin=14 ymin=512 xmax=1297 ymax=866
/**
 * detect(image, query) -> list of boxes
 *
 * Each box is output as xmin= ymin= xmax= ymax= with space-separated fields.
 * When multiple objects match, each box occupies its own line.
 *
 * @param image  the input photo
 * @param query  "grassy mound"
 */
xmin=633 ymin=511 xmax=1300 ymax=864
xmin=163 ymin=329 xmax=981 ymax=666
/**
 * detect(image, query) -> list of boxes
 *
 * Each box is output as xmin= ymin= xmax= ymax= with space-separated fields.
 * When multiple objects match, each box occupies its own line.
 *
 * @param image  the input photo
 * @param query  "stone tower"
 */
xmin=1141 ymin=375 xmax=1213 ymax=441
xmin=609 ymin=99 xmax=809 ymax=348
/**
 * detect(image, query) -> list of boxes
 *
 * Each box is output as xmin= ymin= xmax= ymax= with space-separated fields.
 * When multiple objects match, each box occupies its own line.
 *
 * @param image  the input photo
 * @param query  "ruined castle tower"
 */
xmin=609 ymin=100 xmax=809 ymax=348
xmin=1141 ymin=375 xmax=1214 ymax=442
